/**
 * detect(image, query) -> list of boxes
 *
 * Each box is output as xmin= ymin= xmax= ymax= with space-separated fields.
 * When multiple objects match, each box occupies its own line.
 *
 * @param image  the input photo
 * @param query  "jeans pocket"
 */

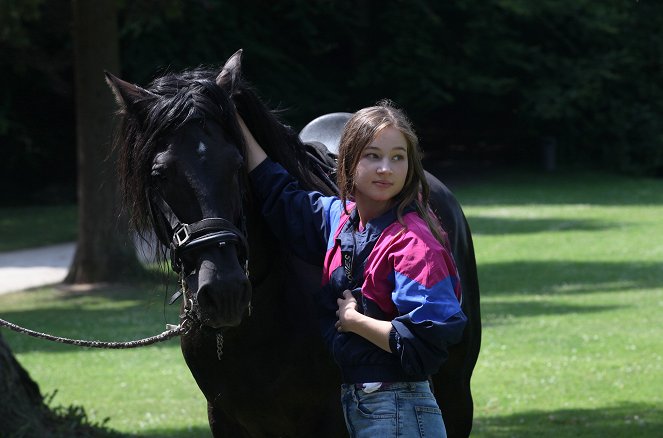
xmin=414 ymin=405 xmax=446 ymax=438
xmin=355 ymin=390 xmax=398 ymax=419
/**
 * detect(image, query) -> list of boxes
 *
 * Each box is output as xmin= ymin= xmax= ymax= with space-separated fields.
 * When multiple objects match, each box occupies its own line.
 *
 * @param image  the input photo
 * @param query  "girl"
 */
xmin=242 ymin=101 xmax=466 ymax=437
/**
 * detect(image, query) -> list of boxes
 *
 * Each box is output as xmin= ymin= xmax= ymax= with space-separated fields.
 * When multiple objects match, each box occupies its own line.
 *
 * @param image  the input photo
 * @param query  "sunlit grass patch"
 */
xmin=1 ymin=285 xmax=209 ymax=437
xmin=453 ymin=169 xmax=663 ymax=438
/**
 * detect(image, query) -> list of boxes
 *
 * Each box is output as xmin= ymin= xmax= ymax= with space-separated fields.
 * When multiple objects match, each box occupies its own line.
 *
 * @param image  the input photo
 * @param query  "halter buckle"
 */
xmin=174 ymin=224 xmax=191 ymax=246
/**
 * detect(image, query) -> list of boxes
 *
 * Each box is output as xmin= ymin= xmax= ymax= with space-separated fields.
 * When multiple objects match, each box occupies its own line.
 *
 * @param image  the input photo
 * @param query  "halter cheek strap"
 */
xmin=146 ymin=188 xmax=250 ymax=275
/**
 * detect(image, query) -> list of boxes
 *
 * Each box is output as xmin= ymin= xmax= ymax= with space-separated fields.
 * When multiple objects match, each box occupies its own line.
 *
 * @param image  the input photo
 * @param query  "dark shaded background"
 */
xmin=2 ymin=0 xmax=662 ymax=204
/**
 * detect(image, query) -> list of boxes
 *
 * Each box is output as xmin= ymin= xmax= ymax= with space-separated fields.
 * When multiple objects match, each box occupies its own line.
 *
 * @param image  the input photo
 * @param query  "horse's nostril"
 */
xmin=195 ymin=286 xmax=213 ymax=310
xmin=196 ymin=275 xmax=251 ymax=328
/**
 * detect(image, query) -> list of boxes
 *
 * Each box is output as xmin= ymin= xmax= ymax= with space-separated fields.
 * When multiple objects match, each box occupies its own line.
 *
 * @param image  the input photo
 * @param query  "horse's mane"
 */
xmin=114 ymin=66 xmax=335 ymax=242
xmin=225 ymin=77 xmax=336 ymax=194
xmin=114 ymin=68 xmax=241 ymax=238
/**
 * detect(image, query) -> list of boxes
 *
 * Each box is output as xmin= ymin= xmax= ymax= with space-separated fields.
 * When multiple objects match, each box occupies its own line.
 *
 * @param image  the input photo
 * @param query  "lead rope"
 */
xmin=0 ymin=316 xmax=190 ymax=349
xmin=0 ymin=275 xmax=195 ymax=349
xmin=178 ymin=271 xmax=225 ymax=361
xmin=216 ymin=332 xmax=224 ymax=359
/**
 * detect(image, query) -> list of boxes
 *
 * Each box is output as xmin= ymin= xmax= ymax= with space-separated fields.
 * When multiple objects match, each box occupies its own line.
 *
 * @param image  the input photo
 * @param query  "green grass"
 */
xmin=0 ymin=284 xmax=211 ymax=437
xmin=1 ymin=169 xmax=662 ymax=437
xmin=451 ymin=169 xmax=663 ymax=437
xmin=0 ymin=204 xmax=77 ymax=251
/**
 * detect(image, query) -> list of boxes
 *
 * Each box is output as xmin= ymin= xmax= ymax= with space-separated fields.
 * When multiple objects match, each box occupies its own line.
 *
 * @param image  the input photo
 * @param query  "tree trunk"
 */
xmin=0 ymin=333 xmax=51 ymax=436
xmin=65 ymin=0 xmax=142 ymax=283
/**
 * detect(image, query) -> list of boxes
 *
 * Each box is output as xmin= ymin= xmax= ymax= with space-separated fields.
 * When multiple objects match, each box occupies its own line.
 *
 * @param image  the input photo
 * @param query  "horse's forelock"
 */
xmin=116 ymin=67 xmax=239 ymax=241
xmin=116 ymin=64 xmax=327 ymax=248
xmin=145 ymin=70 xmax=228 ymax=136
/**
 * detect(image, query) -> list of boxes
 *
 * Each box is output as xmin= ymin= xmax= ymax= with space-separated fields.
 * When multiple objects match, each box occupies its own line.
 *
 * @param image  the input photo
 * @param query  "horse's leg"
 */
xmin=435 ymin=250 xmax=481 ymax=438
xmin=434 ymin=341 xmax=474 ymax=438
xmin=181 ymin=327 xmax=254 ymax=437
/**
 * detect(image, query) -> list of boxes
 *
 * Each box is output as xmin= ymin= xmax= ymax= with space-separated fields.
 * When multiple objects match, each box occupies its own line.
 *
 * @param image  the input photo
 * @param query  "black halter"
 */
xmin=146 ymin=188 xmax=250 ymax=276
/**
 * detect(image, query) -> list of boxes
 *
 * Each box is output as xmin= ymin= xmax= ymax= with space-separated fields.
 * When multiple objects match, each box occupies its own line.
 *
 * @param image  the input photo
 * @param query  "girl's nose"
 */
xmin=377 ymin=160 xmax=392 ymax=174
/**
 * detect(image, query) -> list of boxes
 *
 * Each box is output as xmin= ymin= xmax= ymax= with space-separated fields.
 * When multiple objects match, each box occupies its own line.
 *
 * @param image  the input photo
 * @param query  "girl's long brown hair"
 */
xmin=336 ymin=100 xmax=447 ymax=245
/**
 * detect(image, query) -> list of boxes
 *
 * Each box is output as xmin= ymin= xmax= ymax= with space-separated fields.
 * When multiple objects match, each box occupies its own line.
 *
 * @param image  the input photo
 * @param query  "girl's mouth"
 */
xmin=373 ymin=180 xmax=393 ymax=188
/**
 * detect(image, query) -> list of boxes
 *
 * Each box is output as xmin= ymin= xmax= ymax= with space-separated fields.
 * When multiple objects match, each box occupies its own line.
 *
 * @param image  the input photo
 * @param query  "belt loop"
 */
xmin=351 ymin=384 xmax=360 ymax=404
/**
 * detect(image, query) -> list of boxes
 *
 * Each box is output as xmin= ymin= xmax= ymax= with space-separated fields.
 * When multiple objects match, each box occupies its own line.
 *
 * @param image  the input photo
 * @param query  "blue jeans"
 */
xmin=340 ymin=381 xmax=446 ymax=438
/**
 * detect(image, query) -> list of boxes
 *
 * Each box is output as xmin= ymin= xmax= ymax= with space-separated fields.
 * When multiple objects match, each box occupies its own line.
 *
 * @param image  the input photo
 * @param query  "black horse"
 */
xmin=106 ymin=50 xmax=480 ymax=437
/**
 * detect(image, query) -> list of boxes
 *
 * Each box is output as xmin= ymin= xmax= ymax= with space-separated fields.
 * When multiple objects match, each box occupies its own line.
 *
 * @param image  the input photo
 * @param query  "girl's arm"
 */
xmin=338 ymin=218 xmax=467 ymax=376
xmin=238 ymin=116 xmax=267 ymax=171
xmin=239 ymin=115 xmax=341 ymax=262
xmin=336 ymin=290 xmax=392 ymax=352
xmin=387 ymin=226 xmax=467 ymax=376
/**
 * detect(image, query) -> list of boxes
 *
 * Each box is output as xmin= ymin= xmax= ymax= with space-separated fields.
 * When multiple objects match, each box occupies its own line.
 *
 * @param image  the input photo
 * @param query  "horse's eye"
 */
xmin=151 ymin=166 xmax=167 ymax=179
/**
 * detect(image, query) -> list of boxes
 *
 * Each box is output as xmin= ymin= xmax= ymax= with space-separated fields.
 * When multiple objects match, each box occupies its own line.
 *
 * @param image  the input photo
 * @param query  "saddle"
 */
xmin=300 ymin=112 xmax=352 ymax=195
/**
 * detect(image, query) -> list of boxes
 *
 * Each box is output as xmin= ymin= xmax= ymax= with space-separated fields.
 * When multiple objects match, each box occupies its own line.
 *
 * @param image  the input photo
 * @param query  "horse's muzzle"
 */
xmin=194 ymin=253 xmax=252 ymax=328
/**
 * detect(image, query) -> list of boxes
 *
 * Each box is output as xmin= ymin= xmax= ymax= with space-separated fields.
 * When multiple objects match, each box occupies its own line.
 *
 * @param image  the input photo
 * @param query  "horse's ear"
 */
xmin=104 ymin=71 xmax=152 ymax=112
xmin=216 ymin=49 xmax=243 ymax=89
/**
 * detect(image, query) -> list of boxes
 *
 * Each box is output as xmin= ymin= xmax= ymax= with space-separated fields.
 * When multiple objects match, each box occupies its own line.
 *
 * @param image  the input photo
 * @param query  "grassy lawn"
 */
xmin=0 ymin=168 xmax=661 ymax=436
xmin=451 ymin=169 xmax=663 ymax=437
xmin=0 ymin=283 xmax=211 ymax=437
xmin=0 ymin=204 xmax=77 ymax=251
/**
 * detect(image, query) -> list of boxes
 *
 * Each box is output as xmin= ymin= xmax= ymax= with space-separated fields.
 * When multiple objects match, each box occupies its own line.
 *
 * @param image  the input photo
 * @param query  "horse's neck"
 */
xmin=260 ymin=127 xmax=337 ymax=195
xmin=262 ymin=130 xmax=306 ymax=181
xmin=234 ymin=94 xmax=311 ymax=187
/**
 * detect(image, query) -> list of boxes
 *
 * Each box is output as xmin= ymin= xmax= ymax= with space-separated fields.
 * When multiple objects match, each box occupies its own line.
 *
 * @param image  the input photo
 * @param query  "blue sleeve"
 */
xmin=387 ymin=238 xmax=467 ymax=376
xmin=249 ymin=158 xmax=341 ymax=263
xmin=389 ymin=311 xmax=466 ymax=377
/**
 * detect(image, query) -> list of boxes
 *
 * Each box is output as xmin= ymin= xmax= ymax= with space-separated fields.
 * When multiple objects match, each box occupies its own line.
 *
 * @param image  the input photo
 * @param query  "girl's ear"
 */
xmin=216 ymin=49 xmax=243 ymax=90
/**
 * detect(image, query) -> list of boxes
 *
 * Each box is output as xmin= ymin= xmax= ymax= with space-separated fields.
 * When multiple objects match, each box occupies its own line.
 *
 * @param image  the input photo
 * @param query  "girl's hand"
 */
xmin=334 ymin=290 xmax=394 ymax=352
xmin=335 ymin=290 xmax=359 ymax=332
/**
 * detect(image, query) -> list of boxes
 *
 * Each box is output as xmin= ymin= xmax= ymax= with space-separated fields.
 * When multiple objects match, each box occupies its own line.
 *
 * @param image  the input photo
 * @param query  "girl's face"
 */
xmin=353 ymin=126 xmax=409 ymax=220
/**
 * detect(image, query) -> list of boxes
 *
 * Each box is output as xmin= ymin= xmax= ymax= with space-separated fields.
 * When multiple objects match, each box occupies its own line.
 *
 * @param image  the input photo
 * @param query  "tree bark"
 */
xmin=0 ymin=333 xmax=51 ymax=436
xmin=65 ymin=0 xmax=142 ymax=283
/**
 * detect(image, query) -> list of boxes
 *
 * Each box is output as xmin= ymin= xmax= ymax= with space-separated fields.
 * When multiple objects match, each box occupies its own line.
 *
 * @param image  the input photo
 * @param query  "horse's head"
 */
xmin=105 ymin=51 xmax=251 ymax=328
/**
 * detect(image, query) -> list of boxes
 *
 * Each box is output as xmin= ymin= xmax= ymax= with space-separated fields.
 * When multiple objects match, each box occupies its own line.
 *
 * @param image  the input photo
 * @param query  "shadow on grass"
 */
xmin=480 ymin=300 xmax=621 ymax=327
xmin=473 ymin=402 xmax=663 ymax=438
xmin=53 ymin=278 xmax=176 ymax=305
xmin=478 ymin=260 xmax=662 ymax=296
xmin=135 ymin=425 xmax=212 ymax=437
xmin=468 ymin=216 xmax=618 ymax=235
xmin=47 ymin=424 xmax=212 ymax=438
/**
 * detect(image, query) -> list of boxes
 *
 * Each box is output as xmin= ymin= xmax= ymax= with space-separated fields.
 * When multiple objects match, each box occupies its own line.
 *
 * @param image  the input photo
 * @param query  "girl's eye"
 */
xmin=392 ymin=154 xmax=405 ymax=161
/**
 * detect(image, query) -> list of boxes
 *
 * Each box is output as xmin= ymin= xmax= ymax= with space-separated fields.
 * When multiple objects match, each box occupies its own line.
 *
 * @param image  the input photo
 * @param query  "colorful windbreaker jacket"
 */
xmin=250 ymin=159 xmax=467 ymax=384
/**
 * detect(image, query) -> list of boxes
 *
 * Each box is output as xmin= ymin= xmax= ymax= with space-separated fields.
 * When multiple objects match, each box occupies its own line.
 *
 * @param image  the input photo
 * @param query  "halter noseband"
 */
xmin=147 ymin=189 xmax=250 ymax=276
xmin=147 ymin=188 xmax=250 ymax=359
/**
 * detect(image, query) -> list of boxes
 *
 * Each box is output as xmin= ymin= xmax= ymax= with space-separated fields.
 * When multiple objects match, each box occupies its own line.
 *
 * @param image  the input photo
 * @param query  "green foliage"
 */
xmin=2 ymin=0 xmax=663 ymax=197
xmin=43 ymin=391 xmax=127 ymax=438
xmin=113 ymin=0 xmax=663 ymax=174
xmin=0 ymin=0 xmax=75 ymax=203
xmin=0 ymin=204 xmax=77 ymax=252
xmin=0 ymin=0 xmax=43 ymax=48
